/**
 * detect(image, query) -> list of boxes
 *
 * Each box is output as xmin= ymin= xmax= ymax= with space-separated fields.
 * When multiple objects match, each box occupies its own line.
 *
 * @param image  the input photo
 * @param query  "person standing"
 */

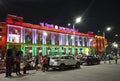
xmin=5 ymin=49 xmax=14 ymax=77
xmin=22 ymin=53 xmax=27 ymax=74
xmin=35 ymin=54 xmax=39 ymax=71
xmin=14 ymin=51 xmax=21 ymax=76
xmin=108 ymin=53 xmax=112 ymax=64
xmin=114 ymin=54 xmax=118 ymax=64
xmin=39 ymin=55 xmax=43 ymax=71
xmin=42 ymin=55 xmax=48 ymax=72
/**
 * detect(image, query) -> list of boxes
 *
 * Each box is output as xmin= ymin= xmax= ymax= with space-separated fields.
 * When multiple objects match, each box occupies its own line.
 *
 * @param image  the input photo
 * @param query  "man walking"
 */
xmin=114 ymin=54 xmax=118 ymax=64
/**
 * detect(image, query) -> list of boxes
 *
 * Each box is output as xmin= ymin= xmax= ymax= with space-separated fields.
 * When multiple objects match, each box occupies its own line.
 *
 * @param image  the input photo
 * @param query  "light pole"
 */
xmin=68 ymin=17 xmax=82 ymax=36
xmin=103 ymin=27 xmax=111 ymax=51
xmin=68 ymin=17 xmax=82 ymax=54
xmin=112 ymin=42 xmax=119 ymax=56
xmin=103 ymin=27 xmax=111 ymax=63
xmin=73 ymin=17 xmax=82 ymax=31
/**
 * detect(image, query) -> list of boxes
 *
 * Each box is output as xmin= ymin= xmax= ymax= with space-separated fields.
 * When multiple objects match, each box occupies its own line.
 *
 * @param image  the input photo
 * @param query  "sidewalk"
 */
xmin=0 ymin=69 xmax=38 ymax=79
xmin=100 ymin=59 xmax=120 ymax=64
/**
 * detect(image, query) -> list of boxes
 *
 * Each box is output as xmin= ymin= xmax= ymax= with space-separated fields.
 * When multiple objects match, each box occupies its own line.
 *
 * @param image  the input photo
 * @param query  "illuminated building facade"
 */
xmin=0 ymin=22 xmax=6 ymax=53
xmin=94 ymin=35 xmax=108 ymax=54
xmin=1 ymin=14 xmax=95 ymax=56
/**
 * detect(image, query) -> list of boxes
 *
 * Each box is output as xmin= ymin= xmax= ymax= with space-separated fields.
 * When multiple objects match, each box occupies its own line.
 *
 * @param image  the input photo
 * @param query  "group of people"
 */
xmin=4 ymin=48 xmax=119 ymax=78
xmin=5 ymin=48 xmax=50 ymax=77
xmin=5 ymin=49 xmax=22 ymax=77
xmin=35 ymin=54 xmax=50 ymax=72
xmin=107 ymin=53 xmax=118 ymax=64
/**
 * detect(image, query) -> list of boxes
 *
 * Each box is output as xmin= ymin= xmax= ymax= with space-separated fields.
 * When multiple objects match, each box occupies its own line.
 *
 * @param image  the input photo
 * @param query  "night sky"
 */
xmin=0 ymin=0 xmax=120 ymax=42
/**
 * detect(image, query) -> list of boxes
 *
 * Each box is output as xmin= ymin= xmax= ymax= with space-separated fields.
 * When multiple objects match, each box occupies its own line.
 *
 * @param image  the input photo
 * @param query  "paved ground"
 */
xmin=0 ymin=60 xmax=120 ymax=81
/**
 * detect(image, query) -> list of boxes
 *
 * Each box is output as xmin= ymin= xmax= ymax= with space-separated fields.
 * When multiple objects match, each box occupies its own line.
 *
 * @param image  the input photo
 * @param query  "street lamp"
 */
xmin=112 ymin=42 xmax=119 ymax=57
xmin=106 ymin=27 xmax=111 ymax=31
xmin=68 ymin=17 xmax=82 ymax=29
xmin=102 ymin=27 xmax=111 ymax=63
xmin=103 ymin=27 xmax=111 ymax=48
xmin=73 ymin=17 xmax=82 ymax=31
xmin=68 ymin=17 xmax=82 ymax=35
xmin=68 ymin=17 xmax=82 ymax=54
xmin=68 ymin=17 xmax=82 ymax=44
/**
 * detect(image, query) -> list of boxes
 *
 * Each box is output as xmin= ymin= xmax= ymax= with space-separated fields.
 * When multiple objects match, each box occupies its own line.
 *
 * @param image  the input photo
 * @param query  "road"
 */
xmin=0 ymin=60 xmax=120 ymax=81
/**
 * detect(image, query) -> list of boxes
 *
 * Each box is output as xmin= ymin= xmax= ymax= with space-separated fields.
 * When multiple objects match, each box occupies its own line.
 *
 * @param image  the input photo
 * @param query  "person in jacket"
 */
xmin=5 ymin=49 xmax=14 ymax=77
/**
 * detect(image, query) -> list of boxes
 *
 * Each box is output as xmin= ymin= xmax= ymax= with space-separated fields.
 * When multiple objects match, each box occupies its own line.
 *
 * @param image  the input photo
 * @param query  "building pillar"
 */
xmin=82 ymin=37 xmax=85 ymax=46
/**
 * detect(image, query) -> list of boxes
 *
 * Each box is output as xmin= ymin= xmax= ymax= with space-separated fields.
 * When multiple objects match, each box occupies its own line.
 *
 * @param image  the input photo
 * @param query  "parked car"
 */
xmin=48 ymin=55 xmax=81 ymax=70
xmin=80 ymin=55 xmax=100 ymax=65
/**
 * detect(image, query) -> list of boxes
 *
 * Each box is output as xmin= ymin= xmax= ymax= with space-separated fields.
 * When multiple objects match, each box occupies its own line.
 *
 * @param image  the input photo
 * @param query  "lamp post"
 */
xmin=68 ymin=17 xmax=82 ymax=54
xmin=68 ymin=17 xmax=82 ymax=36
xmin=68 ymin=17 xmax=82 ymax=30
xmin=73 ymin=17 xmax=82 ymax=31
xmin=103 ymin=27 xmax=111 ymax=63
xmin=113 ymin=42 xmax=118 ymax=56
xmin=103 ymin=27 xmax=111 ymax=52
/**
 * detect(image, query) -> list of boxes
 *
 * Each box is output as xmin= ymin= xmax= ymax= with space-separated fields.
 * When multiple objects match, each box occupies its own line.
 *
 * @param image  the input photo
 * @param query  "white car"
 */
xmin=48 ymin=55 xmax=81 ymax=70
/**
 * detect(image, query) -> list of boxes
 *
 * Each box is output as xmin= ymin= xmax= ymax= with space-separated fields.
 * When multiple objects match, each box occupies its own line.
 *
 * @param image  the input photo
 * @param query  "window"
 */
xmin=8 ymin=34 xmax=20 ymax=43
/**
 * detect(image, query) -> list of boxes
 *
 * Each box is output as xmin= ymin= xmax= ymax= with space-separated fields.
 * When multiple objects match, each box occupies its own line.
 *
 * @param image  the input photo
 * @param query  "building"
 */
xmin=94 ymin=35 xmax=108 ymax=55
xmin=0 ymin=22 xmax=6 ymax=55
xmin=0 ymin=14 xmax=95 ymax=56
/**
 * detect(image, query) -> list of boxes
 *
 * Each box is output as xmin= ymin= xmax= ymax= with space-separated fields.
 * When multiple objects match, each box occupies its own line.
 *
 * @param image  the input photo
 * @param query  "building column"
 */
xmin=51 ymin=32 xmax=55 ymax=45
xmin=66 ymin=34 xmax=68 ymax=45
xmin=82 ymin=37 xmax=85 ymax=46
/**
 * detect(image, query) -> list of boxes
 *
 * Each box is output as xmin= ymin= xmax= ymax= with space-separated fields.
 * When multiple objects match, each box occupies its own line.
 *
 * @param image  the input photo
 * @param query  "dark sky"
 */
xmin=0 ymin=0 xmax=120 ymax=42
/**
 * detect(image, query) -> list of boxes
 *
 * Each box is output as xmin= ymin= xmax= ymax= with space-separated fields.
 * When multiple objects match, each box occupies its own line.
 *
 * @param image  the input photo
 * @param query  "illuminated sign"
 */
xmin=40 ymin=22 xmax=78 ymax=32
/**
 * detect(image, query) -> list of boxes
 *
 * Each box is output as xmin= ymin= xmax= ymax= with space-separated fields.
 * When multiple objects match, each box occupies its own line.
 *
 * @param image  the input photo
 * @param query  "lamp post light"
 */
xmin=68 ymin=17 xmax=82 ymax=43
xmin=73 ymin=17 xmax=82 ymax=31
xmin=103 ymin=27 xmax=111 ymax=49
xmin=97 ymin=27 xmax=112 ymax=63
xmin=68 ymin=17 xmax=82 ymax=54
xmin=68 ymin=17 xmax=82 ymax=30
xmin=68 ymin=17 xmax=82 ymax=36
xmin=102 ymin=27 xmax=112 ymax=63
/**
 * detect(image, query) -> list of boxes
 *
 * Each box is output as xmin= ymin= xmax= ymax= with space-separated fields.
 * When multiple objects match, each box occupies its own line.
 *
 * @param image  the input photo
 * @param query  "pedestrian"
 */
xmin=35 ymin=54 xmax=39 ymax=71
xmin=5 ymin=49 xmax=14 ymax=77
xmin=39 ymin=55 xmax=43 ymax=71
xmin=47 ymin=56 xmax=50 ymax=71
xmin=108 ymin=53 xmax=112 ymax=64
xmin=22 ymin=53 xmax=28 ymax=74
xmin=42 ymin=55 xmax=48 ymax=72
xmin=114 ymin=54 xmax=118 ymax=64
xmin=14 ymin=51 xmax=22 ymax=76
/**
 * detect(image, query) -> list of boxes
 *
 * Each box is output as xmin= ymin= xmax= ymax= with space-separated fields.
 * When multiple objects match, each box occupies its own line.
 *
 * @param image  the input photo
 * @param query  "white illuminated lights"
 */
xmin=113 ymin=42 xmax=118 ymax=48
xmin=55 ymin=25 xmax=58 ymax=29
xmin=71 ymin=35 xmax=75 ymax=39
xmin=43 ymin=32 xmax=47 ymax=36
xmin=106 ymin=27 xmax=111 ymax=31
xmin=68 ymin=23 xmax=71 ymax=26
xmin=89 ymin=38 xmax=93 ymax=42
xmin=29 ymin=50 xmax=32 ymax=53
xmin=75 ymin=17 xmax=82 ymax=23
